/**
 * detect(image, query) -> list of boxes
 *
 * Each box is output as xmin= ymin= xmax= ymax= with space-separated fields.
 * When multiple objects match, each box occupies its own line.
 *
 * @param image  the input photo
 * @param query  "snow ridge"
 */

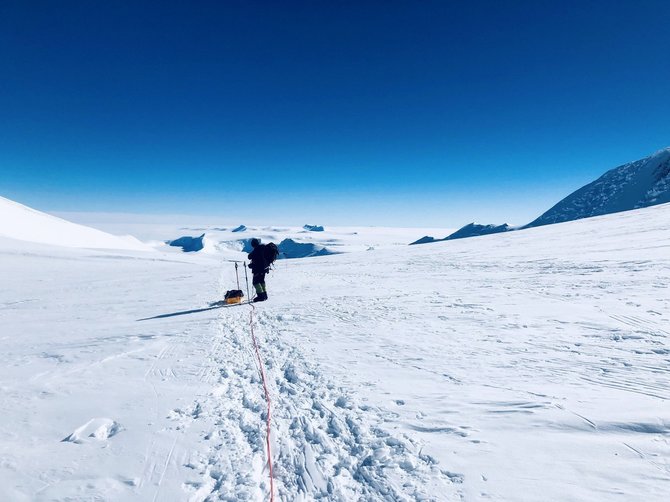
xmin=0 ymin=195 xmax=150 ymax=251
xmin=410 ymin=222 xmax=510 ymax=245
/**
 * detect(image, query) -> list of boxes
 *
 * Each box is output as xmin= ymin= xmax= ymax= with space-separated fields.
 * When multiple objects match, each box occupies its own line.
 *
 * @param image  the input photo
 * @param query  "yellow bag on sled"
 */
xmin=224 ymin=289 xmax=244 ymax=304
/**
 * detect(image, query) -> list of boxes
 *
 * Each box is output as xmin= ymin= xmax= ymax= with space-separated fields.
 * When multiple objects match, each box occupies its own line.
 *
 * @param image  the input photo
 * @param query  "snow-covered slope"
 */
xmin=0 ymin=196 xmax=151 ymax=251
xmin=0 ymin=203 xmax=668 ymax=500
xmin=528 ymin=147 xmax=670 ymax=227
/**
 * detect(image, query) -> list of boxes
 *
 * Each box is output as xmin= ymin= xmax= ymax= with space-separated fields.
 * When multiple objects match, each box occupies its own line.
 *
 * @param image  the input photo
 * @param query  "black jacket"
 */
xmin=248 ymin=244 xmax=267 ymax=273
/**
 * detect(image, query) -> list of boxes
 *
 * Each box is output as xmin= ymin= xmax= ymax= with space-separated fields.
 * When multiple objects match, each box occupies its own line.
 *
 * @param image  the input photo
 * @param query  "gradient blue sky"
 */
xmin=1 ymin=1 xmax=669 ymax=226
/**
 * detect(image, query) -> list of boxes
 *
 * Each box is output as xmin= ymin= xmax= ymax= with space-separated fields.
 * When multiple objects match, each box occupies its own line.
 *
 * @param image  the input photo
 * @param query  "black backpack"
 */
xmin=264 ymin=242 xmax=279 ymax=267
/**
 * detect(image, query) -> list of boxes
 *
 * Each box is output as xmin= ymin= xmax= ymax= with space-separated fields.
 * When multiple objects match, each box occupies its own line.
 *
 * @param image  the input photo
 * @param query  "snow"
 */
xmin=0 ymin=196 xmax=151 ymax=251
xmin=1 ymin=201 xmax=669 ymax=500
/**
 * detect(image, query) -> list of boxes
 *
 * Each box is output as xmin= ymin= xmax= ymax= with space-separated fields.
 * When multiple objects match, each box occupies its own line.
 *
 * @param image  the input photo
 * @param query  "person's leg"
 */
xmin=259 ymin=272 xmax=267 ymax=299
xmin=252 ymin=272 xmax=267 ymax=301
xmin=258 ymin=273 xmax=268 ymax=301
xmin=252 ymin=273 xmax=263 ymax=296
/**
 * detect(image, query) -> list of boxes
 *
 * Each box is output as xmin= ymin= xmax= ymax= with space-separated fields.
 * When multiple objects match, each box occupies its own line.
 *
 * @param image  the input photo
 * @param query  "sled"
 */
xmin=224 ymin=289 xmax=244 ymax=304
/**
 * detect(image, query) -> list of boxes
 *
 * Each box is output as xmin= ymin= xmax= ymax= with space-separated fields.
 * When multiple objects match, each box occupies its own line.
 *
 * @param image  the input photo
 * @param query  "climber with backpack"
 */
xmin=247 ymin=238 xmax=279 ymax=302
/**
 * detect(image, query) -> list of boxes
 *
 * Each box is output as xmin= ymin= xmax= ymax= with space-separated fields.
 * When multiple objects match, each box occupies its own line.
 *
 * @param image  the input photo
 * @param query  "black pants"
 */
xmin=252 ymin=271 xmax=266 ymax=286
xmin=252 ymin=271 xmax=266 ymax=295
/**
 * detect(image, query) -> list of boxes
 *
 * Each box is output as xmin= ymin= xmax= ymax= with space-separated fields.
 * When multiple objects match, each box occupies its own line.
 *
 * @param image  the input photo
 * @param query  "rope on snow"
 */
xmin=248 ymin=303 xmax=275 ymax=501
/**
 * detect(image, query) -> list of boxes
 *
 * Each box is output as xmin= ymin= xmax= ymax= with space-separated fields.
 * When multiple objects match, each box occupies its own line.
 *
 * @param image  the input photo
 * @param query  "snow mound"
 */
xmin=0 ymin=196 xmax=150 ymax=251
xmin=527 ymin=147 xmax=670 ymax=227
xmin=278 ymin=238 xmax=336 ymax=259
xmin=168 ymin=233 xmax=216 ymax=253
xmin=62 ymin=418 xmax=123 ymax=444
xmin=303 ymin=224 xmax=325 ymax=232
xmin=168 ymin=234 xmax=206 ymax=252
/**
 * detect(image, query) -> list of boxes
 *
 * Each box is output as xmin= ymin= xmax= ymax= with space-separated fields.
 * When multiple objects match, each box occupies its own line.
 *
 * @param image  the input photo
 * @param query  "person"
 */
xmin=248 ymin=238 xmax=269 ymax=302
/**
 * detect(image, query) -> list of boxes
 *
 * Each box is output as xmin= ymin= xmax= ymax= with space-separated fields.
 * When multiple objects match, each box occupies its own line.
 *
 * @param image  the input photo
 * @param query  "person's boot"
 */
xmin=253 ymin=292 xmax=268 ymax=302
xmin=252 ymin=284 xmax=262 ymax=302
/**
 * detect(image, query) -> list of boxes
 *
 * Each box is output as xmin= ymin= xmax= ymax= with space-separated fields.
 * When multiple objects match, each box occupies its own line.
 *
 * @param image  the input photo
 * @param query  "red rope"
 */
xmin=249 ymin=305 xmax=275 ymax=501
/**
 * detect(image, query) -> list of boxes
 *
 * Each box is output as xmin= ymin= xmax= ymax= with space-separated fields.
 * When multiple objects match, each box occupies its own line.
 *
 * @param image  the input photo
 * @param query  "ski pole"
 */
xmin=235 ymin=262 xmax=241 ymax=291
xmin=244 ymin=262 xmax=251 ymax=301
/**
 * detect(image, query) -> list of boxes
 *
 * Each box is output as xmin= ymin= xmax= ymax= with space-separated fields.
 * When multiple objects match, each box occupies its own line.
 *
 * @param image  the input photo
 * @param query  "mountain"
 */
xmin=411 ymin=147 xmax=670 ymax=245
xmin=444 ymin=222 xmax=511 ymax=240
xmin=409 ymin=235 xmax=440 ymax=245
xmin=527 ymin=147 xmax=670 ymax=228
xmin=0 ymin=195 xmax=150 ymax=251
xmin=410 ymin=222 xmax=510 ymax=245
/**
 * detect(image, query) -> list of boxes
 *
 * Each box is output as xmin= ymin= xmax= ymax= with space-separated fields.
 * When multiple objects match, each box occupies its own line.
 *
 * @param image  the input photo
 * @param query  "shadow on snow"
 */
xmin=136 ymin=300 xmax=248 ymax=321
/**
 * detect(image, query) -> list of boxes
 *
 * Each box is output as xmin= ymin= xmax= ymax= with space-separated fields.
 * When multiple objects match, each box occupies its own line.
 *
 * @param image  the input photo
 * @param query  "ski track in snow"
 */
xmin=174 ymin=287 xmax=463 ymax=500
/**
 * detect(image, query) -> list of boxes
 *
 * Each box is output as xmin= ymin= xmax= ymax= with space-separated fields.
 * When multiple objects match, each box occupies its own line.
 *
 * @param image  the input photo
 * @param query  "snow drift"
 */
xmin=0 ymin=195 xmax=150 ymax=251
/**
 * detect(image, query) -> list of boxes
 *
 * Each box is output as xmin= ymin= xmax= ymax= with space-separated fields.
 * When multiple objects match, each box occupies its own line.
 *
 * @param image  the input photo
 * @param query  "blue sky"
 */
xmin=1 ymin=1 xmax=669 ymax=226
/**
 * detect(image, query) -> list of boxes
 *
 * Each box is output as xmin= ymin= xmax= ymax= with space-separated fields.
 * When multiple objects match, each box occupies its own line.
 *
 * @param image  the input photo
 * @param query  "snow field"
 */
xmin=0 ymin=202 xmax=669 ymax=501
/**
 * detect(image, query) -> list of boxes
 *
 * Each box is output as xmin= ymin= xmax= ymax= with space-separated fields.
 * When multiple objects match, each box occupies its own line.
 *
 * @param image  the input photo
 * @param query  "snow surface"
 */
xmin=1 ymin=202 xmax=669 ymax=500
xmin=0 ymin=196 xmax=150 ymax=251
